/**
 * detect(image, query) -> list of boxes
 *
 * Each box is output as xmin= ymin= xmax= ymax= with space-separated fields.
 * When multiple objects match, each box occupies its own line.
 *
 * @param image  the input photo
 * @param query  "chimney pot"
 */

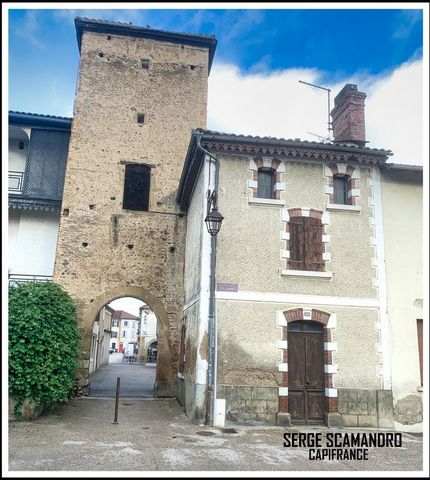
xmin=331 ymin=84 xmax=367 ymax=147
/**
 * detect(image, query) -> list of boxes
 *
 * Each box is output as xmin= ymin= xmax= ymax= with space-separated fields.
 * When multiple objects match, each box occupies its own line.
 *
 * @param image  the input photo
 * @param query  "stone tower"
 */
xmin=54 ymin=18 xmax=216 ymax=395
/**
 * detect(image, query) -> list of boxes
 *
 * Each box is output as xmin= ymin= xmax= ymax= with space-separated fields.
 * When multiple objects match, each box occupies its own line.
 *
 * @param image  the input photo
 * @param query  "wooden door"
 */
xmin=288 ymin=321 xmax=325 ymax=424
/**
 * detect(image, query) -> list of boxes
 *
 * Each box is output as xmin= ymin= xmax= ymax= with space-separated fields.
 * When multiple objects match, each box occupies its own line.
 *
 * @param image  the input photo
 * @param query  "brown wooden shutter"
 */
xmin=304 ymin=217 xmax=324 ymax=271
xmin=289 ymin=217 xmax=305 ymax=270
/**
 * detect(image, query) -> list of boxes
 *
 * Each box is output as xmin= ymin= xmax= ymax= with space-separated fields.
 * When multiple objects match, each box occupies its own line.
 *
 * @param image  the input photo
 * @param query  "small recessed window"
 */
xmin=18 ymin=141 xmax=25 ymax=150
xmin=141 ymin=59 xmax=150 ymax=69
xmin=257 ymin=168 xmax=275 ymax=199
xmin=333 ymin=174 xmax=348 ymax=204
xmin=137 ymin=113 xmax=145 ymax=124
xmin=123 ymin=163 xmax=150 ymax=211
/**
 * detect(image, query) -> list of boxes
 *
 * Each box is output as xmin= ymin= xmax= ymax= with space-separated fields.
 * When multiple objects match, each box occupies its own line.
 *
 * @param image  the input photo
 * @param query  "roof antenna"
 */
xmin=299 ymin=80 xmax=333 ymax=142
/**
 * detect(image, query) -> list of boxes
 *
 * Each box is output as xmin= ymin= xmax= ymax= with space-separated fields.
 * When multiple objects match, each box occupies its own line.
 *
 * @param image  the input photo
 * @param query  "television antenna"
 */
xmin=299 ymin=80 xmax=333 ymax=140
xmin=307 ymin=131 xmax=331 ymax=144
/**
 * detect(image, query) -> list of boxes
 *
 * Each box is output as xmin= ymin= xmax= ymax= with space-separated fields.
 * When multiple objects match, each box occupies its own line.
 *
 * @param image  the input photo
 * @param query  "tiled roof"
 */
xmin=112 ymin=310 xmax=140 ymax=320
xmin=74 ymin=17 xmax=217 ymax=72
xmin=9 ymin=111 xmax=72 ymax=121
xmin=194 ymin=128 xmax=392 ymax=155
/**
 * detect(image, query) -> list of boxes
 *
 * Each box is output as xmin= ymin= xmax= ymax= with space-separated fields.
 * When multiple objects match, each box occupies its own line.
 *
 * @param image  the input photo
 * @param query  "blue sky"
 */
xmin=6 ymin=6 xmax=426 ymax=164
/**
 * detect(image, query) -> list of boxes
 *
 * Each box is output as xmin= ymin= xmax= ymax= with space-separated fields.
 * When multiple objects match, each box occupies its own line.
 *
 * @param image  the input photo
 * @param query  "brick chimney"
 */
xmin=331 ymin=84 xmax=367 ymax=147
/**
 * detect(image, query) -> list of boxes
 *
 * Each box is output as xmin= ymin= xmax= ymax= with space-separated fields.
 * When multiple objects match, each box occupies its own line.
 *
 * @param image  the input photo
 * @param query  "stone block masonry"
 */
xmin=54 ymin=21 xmax=213 ymax=397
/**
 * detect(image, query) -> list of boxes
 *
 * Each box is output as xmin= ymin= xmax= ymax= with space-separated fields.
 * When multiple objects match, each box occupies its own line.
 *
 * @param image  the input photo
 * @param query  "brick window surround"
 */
xmin=281 ymin=207 xmax=331 ymax=275
xmin=324 ymin=163 xmax=360 ymax=207
xmin=248 ymin=157 xmax=286 ymax=202
xmin=277 ymin=308 xmax=338 ymax=417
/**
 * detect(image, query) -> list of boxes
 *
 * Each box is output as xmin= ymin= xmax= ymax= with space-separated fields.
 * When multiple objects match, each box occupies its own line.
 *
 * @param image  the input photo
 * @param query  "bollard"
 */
xmin=113 ymin=377 xmax=120 ymax=424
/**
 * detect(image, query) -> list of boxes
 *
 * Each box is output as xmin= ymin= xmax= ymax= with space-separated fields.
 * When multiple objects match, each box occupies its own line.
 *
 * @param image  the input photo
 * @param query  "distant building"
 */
xmin=89 ymin=305 xmax=114 ymax=373
xmin=8 ymin=112 xmax=71 ymax=286
xmin=138 ymin=305 xmax=158 ymax=362
xmin=112 ymin=310 xmax=140 ymax=354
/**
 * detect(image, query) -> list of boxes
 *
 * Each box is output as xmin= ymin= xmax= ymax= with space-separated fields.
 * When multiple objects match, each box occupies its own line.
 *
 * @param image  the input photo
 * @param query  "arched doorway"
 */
xmin=79 ymin=286 xmax=174 ymax=398
xmin=88 ymin=296 xmax=160 ymax=398
xmin=147 ymin=341 xmax=158 ymax=363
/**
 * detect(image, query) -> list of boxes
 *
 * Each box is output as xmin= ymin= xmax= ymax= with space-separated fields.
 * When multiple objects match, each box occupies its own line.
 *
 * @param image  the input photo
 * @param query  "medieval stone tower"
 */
xmin=53 ymin=18 xmax=216 ymax=396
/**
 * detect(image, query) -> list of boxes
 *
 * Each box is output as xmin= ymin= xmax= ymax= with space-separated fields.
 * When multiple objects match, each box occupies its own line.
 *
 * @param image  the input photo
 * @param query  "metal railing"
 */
xmin=8 ymin=171 xmax=25 ymax=194
xmin=8 ymin=274 xmax=53 ymax=288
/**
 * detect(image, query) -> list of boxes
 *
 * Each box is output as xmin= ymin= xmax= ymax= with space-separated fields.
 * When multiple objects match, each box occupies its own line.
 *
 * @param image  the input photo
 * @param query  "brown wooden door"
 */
xmin=288 ymin=321 xmax=325 ymax=424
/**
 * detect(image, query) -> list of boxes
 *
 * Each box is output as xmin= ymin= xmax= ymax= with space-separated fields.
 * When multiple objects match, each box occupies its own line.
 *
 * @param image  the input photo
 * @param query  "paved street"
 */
xmin=8 ymin=397 xmax=424 ymax=473
xmin=89 ymin=355 xmax=156 ymax=398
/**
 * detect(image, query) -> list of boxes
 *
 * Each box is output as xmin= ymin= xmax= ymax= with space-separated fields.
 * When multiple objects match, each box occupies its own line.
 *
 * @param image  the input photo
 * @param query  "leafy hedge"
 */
xmin=9 ymin=282 xmax=80 ymax=416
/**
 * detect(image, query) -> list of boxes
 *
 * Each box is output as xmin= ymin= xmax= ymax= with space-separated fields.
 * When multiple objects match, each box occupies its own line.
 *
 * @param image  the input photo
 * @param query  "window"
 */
xmin=123 ymin=164 xmax=150 ymax=211
xmin=122 ymin=331 xmax=127 ymax=338
xmin=289 ymin=217 xmax=324 ymax=271
xmin=333 ymin=174 xmax=348 ymax=204
xmin=111 ymin=332 xmax=118 ymax=338
xmin=113 ymin=320 xmax=119 ymax=327
xmin=417 ymin=319 xmax=423 ymax=386
xmin=257 ymin=168 xmax=275 ymax=199
xmin=123 ymin=321 xmax=128 ymax=327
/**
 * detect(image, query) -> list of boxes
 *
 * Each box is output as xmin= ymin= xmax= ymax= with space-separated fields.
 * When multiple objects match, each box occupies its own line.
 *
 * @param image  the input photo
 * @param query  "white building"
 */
xmin=138 ymin=305 xmax=158 ymax=362
xmin=112 ymin=310 xmax=140 ymax=354
xmin=8 ymin=111 xmax=71 ymax=286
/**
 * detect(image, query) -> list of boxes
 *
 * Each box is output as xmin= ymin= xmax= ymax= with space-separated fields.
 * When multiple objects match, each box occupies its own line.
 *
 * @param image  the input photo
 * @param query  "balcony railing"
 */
xmin=8 ymin=171 xmax=25 ymax=194
xmin=8 ymin=274 xmax=53 ymax=288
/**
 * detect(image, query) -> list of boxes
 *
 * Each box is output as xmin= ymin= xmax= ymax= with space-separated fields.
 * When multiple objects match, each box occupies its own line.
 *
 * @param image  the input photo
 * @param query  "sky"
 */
xmin=5 ymin=4 xmax=427 ymax=167
xmin=108 ymin=297 xmax=145 ymax=318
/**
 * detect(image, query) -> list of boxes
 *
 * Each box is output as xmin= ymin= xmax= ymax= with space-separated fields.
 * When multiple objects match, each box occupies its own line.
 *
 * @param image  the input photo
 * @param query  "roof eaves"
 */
xmin=74 ymin=17 xmax=217 ymax=73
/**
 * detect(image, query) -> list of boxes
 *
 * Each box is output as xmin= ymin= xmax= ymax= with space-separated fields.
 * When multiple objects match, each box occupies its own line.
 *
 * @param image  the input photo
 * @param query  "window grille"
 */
xmin=123 ymin=164 xmax=150 ymax=211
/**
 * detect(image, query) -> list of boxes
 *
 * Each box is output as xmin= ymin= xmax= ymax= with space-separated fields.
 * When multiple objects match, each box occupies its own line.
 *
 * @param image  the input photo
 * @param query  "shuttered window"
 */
xmin=333 ymin=175 xmax=348 ymax=204
xmin=257 ymin=168 xmax=275 ymax=199
xmin=289 ymin=217 xmax=324 ymax=271
xmin=123 ymin=164 xmax=150 ymax=211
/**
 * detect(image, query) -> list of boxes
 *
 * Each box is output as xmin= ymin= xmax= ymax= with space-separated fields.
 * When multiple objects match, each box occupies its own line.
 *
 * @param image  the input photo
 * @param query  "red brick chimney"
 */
xmin=331 ymin=84 xmax=367 ymax=147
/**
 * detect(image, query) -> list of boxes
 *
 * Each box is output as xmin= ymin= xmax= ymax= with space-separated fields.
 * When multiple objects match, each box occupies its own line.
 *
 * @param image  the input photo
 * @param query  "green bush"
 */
xmin=9 ymin=282 xmax=80 ymax=416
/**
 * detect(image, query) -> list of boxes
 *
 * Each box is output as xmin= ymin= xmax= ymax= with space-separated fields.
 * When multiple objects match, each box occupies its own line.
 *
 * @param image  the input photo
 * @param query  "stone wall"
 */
xmin=338 ymin=388 xmax=394 ymax=428
xmin=217 ymin=385 xmax=279 ymax=425
xmin=54 ymin=28 xmax=210 ymax=397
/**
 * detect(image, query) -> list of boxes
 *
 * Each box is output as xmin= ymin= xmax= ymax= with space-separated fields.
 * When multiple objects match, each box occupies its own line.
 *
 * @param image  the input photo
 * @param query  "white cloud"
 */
xmin=208 ymin=59 xmax=424 ymax=165
xmin=12 ymin=11 xmax=45 ymax=49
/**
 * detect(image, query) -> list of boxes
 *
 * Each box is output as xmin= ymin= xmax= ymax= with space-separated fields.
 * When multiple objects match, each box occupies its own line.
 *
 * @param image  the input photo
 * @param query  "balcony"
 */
xmin=8 ymin=274 xmax=53 ymax=288
xmin=8 ymin=171 xmax=24 ymax=194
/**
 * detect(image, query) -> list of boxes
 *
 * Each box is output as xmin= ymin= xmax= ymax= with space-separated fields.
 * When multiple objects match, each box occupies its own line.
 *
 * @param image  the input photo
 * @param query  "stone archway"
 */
xmin=76 ymin=286 xmax=173 ymax=398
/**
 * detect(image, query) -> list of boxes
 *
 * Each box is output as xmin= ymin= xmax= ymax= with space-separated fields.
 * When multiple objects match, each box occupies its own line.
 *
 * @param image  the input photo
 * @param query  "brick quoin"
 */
xmin=280 ymin=308 xmax=338 ymax=423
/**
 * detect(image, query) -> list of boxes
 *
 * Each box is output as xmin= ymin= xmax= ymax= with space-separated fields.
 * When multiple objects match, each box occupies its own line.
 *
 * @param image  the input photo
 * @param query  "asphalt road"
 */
xmin=89 ymin=356 xmax=156 ymax=398
xmin=8 ymin=397 xmax=424 ymax=473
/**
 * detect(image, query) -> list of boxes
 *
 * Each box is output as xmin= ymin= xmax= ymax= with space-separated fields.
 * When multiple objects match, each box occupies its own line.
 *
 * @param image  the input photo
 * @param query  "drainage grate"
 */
xmin=220 ymin=427 xmax=238 ymax=434
xmin=195 ymin=430 xmax=216 ymax=436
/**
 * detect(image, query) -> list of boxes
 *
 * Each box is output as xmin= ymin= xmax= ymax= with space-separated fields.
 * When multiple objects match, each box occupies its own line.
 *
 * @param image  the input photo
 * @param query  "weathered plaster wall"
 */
xmin=54 ymin=30 xmax=210 ymax=396
xmin=216 ymin=155 xmax=376 ymax=298
xmin=216 ymin=301 xmax=381 ymax=390
xmin=381 ymin=169 xmax=423 ymax=432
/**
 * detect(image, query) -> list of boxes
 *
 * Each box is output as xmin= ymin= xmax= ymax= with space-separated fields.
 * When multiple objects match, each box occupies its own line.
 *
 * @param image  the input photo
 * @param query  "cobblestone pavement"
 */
xmin=8 ymin=397 xmax=424 ymax=474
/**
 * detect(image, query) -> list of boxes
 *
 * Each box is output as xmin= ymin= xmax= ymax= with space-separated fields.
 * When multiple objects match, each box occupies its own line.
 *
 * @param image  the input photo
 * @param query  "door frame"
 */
xmin=288 ymin=322 xmax=325 ymax=425
xmin=277 ymin=307 xmax=338 ymax=426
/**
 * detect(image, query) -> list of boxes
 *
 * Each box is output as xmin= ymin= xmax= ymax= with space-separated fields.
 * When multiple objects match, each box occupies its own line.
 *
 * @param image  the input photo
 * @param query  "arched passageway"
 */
xmin=77 ymin=286 xmax=175 ymax=398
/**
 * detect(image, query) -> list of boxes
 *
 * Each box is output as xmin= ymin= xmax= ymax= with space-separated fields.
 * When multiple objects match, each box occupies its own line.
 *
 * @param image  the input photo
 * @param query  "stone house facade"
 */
xmin=176 ymin=84 xmax=423 ymax=430
xmin=8 ymin=17 xmax=423 ymax=431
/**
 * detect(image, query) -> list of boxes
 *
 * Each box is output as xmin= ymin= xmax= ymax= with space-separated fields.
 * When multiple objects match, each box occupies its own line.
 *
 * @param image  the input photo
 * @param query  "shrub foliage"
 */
xmin=9 ymin=282 xmax=80 ymax=416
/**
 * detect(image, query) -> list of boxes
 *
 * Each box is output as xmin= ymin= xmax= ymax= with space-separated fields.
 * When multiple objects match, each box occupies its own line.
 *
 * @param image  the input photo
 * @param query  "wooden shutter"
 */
xmin=304 ymin=217 xmax=324 ymax=271
xmin=289 ymin=217 xmax=305 ymax=270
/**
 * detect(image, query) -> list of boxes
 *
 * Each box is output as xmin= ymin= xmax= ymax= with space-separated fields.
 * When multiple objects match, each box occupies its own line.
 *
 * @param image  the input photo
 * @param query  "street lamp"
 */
xmin=204 ymin=190 xmax=224 ymax=237
xmin=204 ymin=206 xmax=224 ymax=236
